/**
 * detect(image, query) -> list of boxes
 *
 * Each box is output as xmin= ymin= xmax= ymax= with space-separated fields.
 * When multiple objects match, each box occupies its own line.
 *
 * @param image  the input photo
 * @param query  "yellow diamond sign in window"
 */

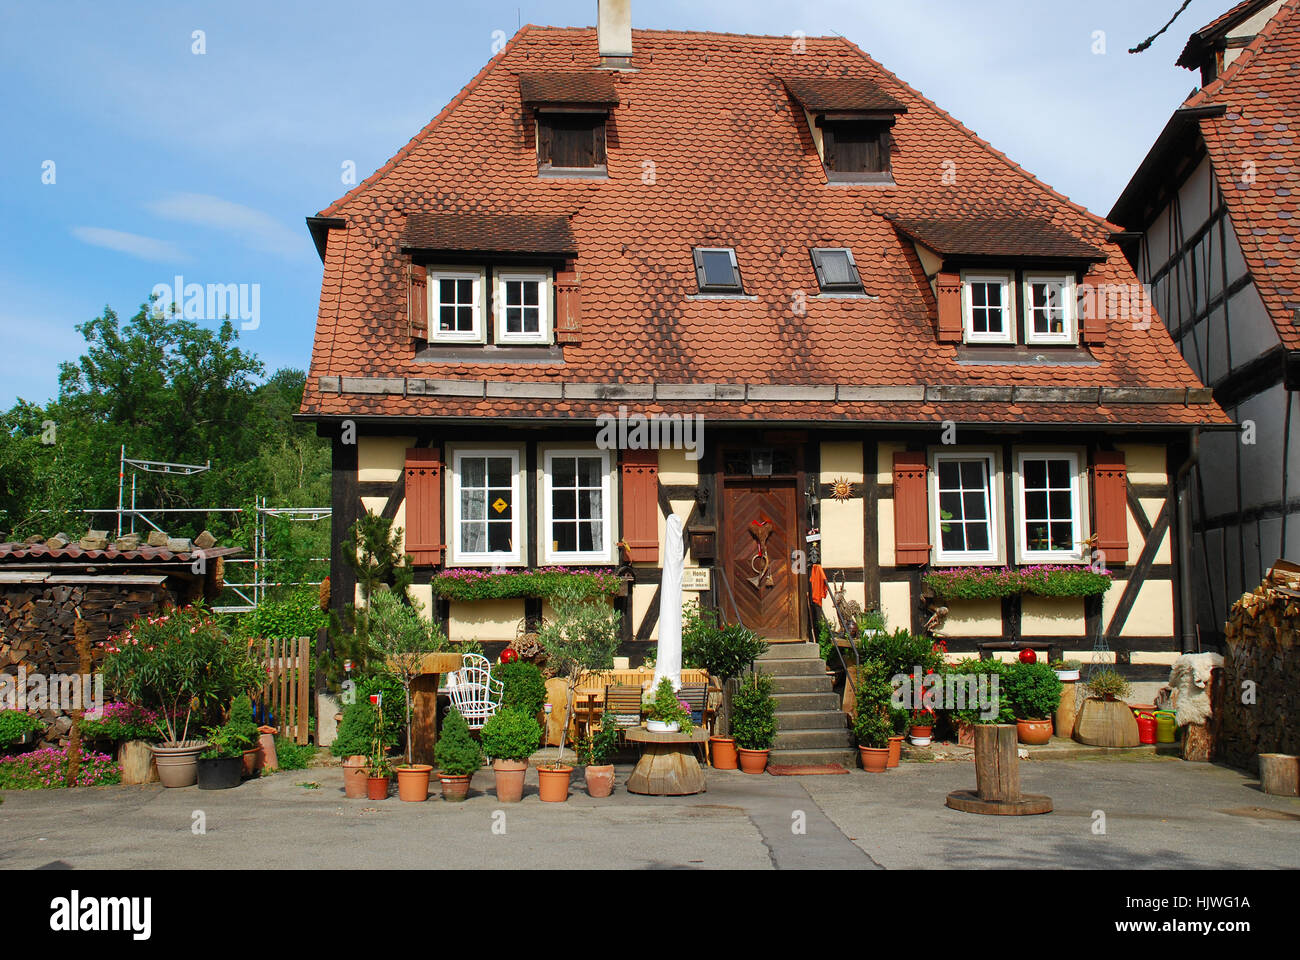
xmin=492 ymin=497 xmax=508 ymax=515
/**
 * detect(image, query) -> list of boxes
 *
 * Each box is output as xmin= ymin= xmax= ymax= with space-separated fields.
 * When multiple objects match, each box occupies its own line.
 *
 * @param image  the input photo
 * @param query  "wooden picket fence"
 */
xmin=258 ymin=637 xmax=311 ymax=745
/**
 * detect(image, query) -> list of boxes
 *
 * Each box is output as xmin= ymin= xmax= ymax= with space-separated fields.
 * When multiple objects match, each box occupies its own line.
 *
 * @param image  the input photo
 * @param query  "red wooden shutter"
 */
xmin=555 ymin=269 xmax=582 ymax=343
xmin=620 ymin=449 xmax=659 ymax=562
xmin=893 ymin=451 xmax=931 ymax=566
xmin=408 ymin=263 xmax=427 ymax=341
xmin=1090 ymin=451 xmax=1128 ymax=565
xmin=404 ymin=448 xmax=442 ymax=566
xmin=936 ymin=271 xmax=963 ymax=343
xmin=1081 ymin=275 xmax=1108 ymax=346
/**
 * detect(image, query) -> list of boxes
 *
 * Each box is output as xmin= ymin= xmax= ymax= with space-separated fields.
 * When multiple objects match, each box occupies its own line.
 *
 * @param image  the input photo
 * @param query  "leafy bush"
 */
xmin=79 ymin=702 xmax=160 ymax=742
xmin=480 ymin=708 xmax=542 ymax=762
xmin=433 ymin=567 xmax=622 ymax=601
xmin=273 ymin=737 xmax=317 ymax=771
xmin=643 ymin=678 xmax=693 ymax=733
xmin=1083 ymin=667 xmax=1131 ymax=701
xmin=1003 ymin=662 xmax=1063 ymax=720
xmin=681 ymin=606 xmax=768 ymax=682
xmin=330 ymin=697 xmax=396 ymax=758
xmin=435 ymin=707 xmax=484 ymax=776
xmin=577 ymin=712 xmax=619 ymax=767
xmin=857 ymin=628 xmax=943 ymax=684
xmin=224 ymin=695 xmax=260 ymax=750
xmin=946 ymin=658 xmax=1015 ymax=726
xmin=0 ymin=746 xmax=120 ymax=789
xmin=239 ymin=587 xmax=327 ymax=643
xmin=498 ymin=661 xmax=547 ymax=718
xmin=731 ymin=672 xmax=777 ymax=751
xmin=356 ymin=674 xmax=406 ymax=749
xmin=538 ymin=581 xmax=621 ymax=759
xmin=99 ymin=605 xmax=265 ymax=743
xmin=853 ymin=709 xmax=892 ymax=749
xmin=923 ymin=566 xmax=1112 ymax=600
xmin=0 ymin=710 xmax=43 ymax=744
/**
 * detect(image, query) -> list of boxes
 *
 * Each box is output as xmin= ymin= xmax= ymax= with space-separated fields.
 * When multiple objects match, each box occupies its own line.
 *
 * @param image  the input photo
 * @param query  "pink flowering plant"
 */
xmin=79 ymin=701 xmax=163 ymax=743
xmin=923 ymin=565 xmax=1111 ymax=600
xmin=0 ymin=745 xmax=120 ymax=790
xmin=99 ymin=605 xmax=266 ymax=745
xmin=432 ymin=567 xmax=622 ymax=602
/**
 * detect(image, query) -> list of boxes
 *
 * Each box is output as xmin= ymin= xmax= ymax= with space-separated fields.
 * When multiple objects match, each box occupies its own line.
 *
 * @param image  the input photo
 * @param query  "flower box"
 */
xmin=922 ymin=565 xmax=1112 ymax=601
xmin=431 ymin=567 xmax=624 ymax=602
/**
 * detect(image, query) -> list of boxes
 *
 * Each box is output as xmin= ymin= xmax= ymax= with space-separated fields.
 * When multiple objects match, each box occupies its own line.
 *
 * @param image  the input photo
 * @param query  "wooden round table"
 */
xmin=624 ymin=727 xmax=708 ymax=796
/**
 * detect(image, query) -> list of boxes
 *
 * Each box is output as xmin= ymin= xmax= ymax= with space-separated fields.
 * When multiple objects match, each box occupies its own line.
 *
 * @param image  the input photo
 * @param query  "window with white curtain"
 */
xmin=452 ymin=449 xmax=521 ymax=563
xmin=542 ymin=449 xmax=610 ymax=563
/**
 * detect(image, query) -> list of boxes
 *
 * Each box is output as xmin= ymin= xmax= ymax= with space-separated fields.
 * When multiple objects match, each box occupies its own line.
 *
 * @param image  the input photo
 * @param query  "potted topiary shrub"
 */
xmin=196 ymin=726 xmax=247 ymax=790
xmin=643 ymin=677 xmax=693 ymax=734
xmin=497 ymin=660 xmax=548 ymax=721
xmin=332 ymin=699 xmax=379 ymax=799
xmin=480 ymin=708 xmax=542 ymax=802
xmin=433 ymin=706 xmax=483 ymax=801
xmin=223 ymin=695 xmax=262 ymax=778
xmin=680 ymin=607 xmax=767 ymax=770
xmin=1004 ymin=661 xmax=1064 ymax=745
xmin=577 ymin=712 xmax=620 ymax=797
xmin=731 ymin=672 xmax=776 ymax=774
xmin=854 ymin=710 xmax=892 ymax=772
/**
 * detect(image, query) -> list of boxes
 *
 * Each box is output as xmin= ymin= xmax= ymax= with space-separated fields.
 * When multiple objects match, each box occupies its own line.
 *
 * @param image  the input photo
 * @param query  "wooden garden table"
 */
xmin=624 ymin=727 xmax=708 ymax=796
xmin=406 ymin=652 xmax=466 ymax=766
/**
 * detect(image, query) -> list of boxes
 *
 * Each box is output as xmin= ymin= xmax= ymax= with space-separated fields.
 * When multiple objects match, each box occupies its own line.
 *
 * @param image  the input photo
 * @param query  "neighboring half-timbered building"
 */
xmin=300 ymin=3 xmax=1230 ymax=685
xmin=1111 ymin=0 xmax=1298 ymax=643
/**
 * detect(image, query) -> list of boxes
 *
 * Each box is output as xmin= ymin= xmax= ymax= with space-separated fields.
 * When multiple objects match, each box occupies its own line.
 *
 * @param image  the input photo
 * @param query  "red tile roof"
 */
xmin=890 ymin=217 xmax=1105 ymax=261
xmin=400 ymin=212 xmax=576 ymax=255
xmin=1185 ymin=0 xmax=1300 ymax=347
xmin=782 ymin=77 xmax=907 ymax=114
xmin=518 ymin=71 xmax=620 ymax=107
xmin=300 ymin=26 xmax=1224 ymax=428
xmin=0 ymin=543 xmax=242 ymax=563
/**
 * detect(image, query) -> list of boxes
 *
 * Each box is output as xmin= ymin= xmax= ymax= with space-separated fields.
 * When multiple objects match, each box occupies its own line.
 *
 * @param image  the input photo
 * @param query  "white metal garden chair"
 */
xmin=445 ymin=653 xmax=504 ymax=730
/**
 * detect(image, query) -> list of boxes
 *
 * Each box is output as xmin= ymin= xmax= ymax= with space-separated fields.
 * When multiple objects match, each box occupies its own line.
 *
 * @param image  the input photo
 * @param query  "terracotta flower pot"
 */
xmin=737 ymin=748 xmax=769 ymax=774
xmin=710 ymin=736 xmax=738 ymax=770
xmin=1016 ymin=718 xmax=1053 ymax=745
xmin=537 ymin=764 xmax=573 ymax=802
xmin=366 ymin=776 xmax=391 ymax=801
xmin=493 ymin=759 xmax=528 ymax=802
xmin=150 ymin=741 xmax=207 ymax=788
xmin=909 ymin=725 xmax=933 ymax=746
xmin=438 ymin=772 xmax=472 ymax=801
xmin=342 ymin=756 xmax=369 ymax=799
xmin=241 ymin=747 xmax=262 ymax=779
xmin=860 ymin=745 xmax=889 ymax=772
xmin=584 ymin=764 xmax=615 ymax=797
xmin=886 ymin=735 xmax=904 ymax=768
xmin=396 ymin=763 xmax=432 ymax=802
xmin=257 ymin=730 xmax=279 ymax=772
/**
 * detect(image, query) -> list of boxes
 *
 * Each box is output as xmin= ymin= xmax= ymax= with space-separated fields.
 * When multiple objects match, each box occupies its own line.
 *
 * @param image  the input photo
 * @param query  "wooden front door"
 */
xmin=719 ymin=479 xmax=802 ymax=641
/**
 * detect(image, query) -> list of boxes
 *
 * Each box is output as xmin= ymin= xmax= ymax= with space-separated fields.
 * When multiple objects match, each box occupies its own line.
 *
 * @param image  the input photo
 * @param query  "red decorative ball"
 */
xmin=500 ymin=647 xmax=518 ymax=664
xmin=1018 ymin=648 xmax=1038 ymax=664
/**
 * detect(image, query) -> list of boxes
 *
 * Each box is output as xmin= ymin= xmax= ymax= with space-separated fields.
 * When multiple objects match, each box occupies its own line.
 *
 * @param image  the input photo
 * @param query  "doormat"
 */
xmin=766 ymin=763 xmax=849 ymax=776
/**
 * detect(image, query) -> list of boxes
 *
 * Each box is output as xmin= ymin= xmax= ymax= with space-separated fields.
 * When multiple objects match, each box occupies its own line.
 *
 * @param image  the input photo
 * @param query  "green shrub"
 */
xmin=224 ymin=694 xmax=259 ymax=750
xmin=853 ymin=709 xmax=892 ymax=749
xmin=857 ymin=628 xmax=943 ymax=683
xmin=432 ymin=568 xmax=622 ymax=601
xmin=731 ymin=672 xmax=777 ymax=751
xmin=498 ymin=661 xmax=547 ymax=717
xmin=946 ymin=658 xmax=1015 ymax=726
xmin=356 ymin=674 xmax=406 ymax=749
xmin=643 ymin=677 xmax=692 ymax=733
xmin=480 ymin=708 xmax=542 ymax=762
xmin=273 ymin=737 xmax=317 ymax=771
xmin=577 ymin=712 xmax=619 ymax=767
xmin=434 ymin=707 xmax=484 ymax=776
xmin=0 ymin=710 xmax=43 ymax=744
xmin=239 ymin=587 xmax=327 ymax=643
xmin=330 ymin=699 xmax=393 ymax=758
xmin=682 ymin=606 xmax=768 ymax=681
xmin=1003 ymin=662 xmax=1064 ymax=720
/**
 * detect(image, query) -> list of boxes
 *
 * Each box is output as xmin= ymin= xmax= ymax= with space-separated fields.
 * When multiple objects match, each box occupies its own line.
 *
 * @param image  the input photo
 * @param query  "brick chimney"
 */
xmin=597 ymin=0 xmax=633 ymax=67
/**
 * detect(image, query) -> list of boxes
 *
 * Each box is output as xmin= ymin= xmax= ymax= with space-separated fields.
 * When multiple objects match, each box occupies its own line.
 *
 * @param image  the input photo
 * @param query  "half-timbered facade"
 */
xmin=300 ymin=3 xmax=1230 ymax=679
xmin=1111 ymin=0 xmax=1298 ymax=643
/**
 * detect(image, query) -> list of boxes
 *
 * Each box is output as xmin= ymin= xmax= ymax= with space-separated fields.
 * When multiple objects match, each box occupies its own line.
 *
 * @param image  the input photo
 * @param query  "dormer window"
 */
xmin=1024 ymin=274 xmax=1076 ymax=345
xmin=495 ymin=269 xmax=552 ymax=344
xmin=537 ymin=112 xmax=607 ymax=173
xmin=693 ymin=247 xmax=743 ymax=294
xmin=518 ymin=72 xmax=618 ymax=179
xmin=821 ymin=119 xmax=892 ymax=181
xmin=430 ymin=267 xmax=486 ymax=344
xmin=962 ymin=272 xmax=1014 ymax=344
xmin=811 ymin=247 xmax=863 ymax=293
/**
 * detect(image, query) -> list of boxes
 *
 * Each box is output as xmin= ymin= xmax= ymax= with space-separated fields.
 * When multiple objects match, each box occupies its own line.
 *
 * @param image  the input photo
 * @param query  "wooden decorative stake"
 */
xmin=946 ymin=724 xmax=1052 ymax=816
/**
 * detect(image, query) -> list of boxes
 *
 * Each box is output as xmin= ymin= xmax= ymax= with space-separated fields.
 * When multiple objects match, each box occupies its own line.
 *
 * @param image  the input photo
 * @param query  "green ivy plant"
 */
xmin=731 ymin=672 xmax=777 ymax=751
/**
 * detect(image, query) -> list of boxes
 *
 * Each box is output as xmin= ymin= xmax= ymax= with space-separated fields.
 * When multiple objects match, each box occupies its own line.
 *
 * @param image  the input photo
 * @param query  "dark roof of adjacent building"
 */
xmin=0 ymin=543 xmax=243 ymax=564
xmin=517 ymin=70 xmax=620 ymax=106
xmin=781 ymin=76 xmax=907 ymax=113
xmin=1177 ymin=0 xmax=1279 ymax=67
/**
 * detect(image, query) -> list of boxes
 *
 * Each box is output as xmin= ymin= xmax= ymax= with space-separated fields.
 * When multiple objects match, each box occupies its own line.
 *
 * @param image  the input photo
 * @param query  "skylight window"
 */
xmin=693 ymin=247 xmax=743 ymax=294
xmin=811 ymin=247 xmax=863 ymax=292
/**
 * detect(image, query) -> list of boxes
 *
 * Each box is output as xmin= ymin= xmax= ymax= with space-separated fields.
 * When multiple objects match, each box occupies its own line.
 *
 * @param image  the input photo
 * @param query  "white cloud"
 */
xmin=70 ymin=226 xmax=189 ymax=263
xmin=147 ymin=192 xmax=309 ymax=260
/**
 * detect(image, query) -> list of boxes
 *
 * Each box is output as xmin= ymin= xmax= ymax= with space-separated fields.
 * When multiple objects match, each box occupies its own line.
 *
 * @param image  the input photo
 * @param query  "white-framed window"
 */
xmin=450 ymin=448 xmax=522 ymax=564
xmin=962 ymin=272 xmax=1014 ymax=344
xmin=429 ymin=268 xmax=485 ymax=343
xmin=1015 ymin=451 xmax=1086 ymax=563
xmin=931 ymin=450 xmax=1001 ymax=564
xmin=495 ymin=269 xmax=551 ymax=344
xmin=1024 ymin=273 xmax=1076 ymax=345
xmin=542 ymin=448 xmax=612 ymax=564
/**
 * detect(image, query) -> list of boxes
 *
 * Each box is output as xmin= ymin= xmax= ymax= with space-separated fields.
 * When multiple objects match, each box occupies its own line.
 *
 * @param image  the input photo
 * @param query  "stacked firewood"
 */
xmin=1220 ymin=562 xmax=1300 ymax=771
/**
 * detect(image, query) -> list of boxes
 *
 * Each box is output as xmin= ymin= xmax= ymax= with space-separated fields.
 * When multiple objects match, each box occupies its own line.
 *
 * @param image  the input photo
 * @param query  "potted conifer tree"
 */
xmin=480 ymin=708 xmax=542 ymax=802
xmin=434 ymin=706 xmax=483 ymax=801
xmin=731 ymin=672 xmax=777 ymax=774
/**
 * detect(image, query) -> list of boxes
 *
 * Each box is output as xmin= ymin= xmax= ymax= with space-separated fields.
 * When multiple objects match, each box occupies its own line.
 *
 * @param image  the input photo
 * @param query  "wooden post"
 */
xmin=1259 ymin=754 xmax=1300 ymax=796
xmin=410 ymin=674 xmax=439 ymax=766
xmin=946 ymin=724 xmax=1052 ymax=815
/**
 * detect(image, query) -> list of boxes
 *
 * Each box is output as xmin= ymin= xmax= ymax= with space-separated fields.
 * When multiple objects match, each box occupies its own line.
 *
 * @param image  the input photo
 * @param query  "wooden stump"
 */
xmin=1182 ymin=667 xmax=1223 ymax=762
xmin=1054 ymin=681 xmax=1078 ymax=740
xmin=946 ymin=724 xmax=1051 ymax=815
xmin=1259 ymin=754 xmax=1299 ymax=796
xmin=625 ymin=743 xmax=705 ymax=795
xmin=118 ymin=740 xmax=159 ymax=785
xmin=410 ymin=674 xmax=439 ymax=766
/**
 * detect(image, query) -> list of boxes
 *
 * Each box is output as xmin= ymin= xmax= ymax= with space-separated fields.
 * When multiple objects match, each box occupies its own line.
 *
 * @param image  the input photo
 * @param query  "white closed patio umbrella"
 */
xmin=653 ymin=514 xmax=685 ymax=691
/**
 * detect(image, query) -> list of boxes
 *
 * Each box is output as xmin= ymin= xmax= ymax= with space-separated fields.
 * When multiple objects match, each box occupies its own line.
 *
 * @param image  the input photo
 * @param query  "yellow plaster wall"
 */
xmin=357 ymin=436 xmax=414 ymax=482
xmin=879 ymin=580 xmax=911 ymax=632
xmin=1102 ymin=579 xmax=1174 ymax=637
xmin=1020 ymin=596 xmax=1086 ymax=636
xmin=937 ymin=599 xmax=1003 ymax=637
xmin=448 ymin=599 xmax=524 ymax=643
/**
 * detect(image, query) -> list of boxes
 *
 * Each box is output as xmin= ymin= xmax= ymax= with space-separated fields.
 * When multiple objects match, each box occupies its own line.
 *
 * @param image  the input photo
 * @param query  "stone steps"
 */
xmin=754 ymin=643 xmax=859 ymax=768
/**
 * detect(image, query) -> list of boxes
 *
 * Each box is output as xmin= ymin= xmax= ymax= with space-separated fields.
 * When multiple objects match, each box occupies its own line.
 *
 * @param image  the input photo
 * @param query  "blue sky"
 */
xmin=0 ymin=0 xmax=1217 ymax=408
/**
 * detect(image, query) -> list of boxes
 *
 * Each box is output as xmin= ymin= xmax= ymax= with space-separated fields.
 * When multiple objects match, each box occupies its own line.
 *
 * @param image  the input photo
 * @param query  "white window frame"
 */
xmin=930 ymin=449 xmax=1003 ymax=565
xmin=961 ymin=272 xmax=1015 ymax=344
xmin=1023 ymin=273 xmax=1077 ymax=345
xmin=541 ymin=448 xmax=613 ymax=564
xmin=494 ymin=269 xmax=552 ymax=345
xmin=449 ymin=446 xmax=524 ymax=566
xmin=1014 ymin=450 xmax=1087 ymax=564
xmin=428 ymin=267 xmax=486 ymax=344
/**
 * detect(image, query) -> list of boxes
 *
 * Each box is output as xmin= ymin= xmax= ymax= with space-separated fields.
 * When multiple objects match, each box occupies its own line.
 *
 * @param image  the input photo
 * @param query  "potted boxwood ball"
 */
xmin=731 ymin=672 xmax=777 ymax=774
xmin=434 ymin=706 xmax=483 ymax=801
xmin=480 ymin=708 xmax=542 ymax=802
xmin=855 ymin=711 xmax=891 ymax=773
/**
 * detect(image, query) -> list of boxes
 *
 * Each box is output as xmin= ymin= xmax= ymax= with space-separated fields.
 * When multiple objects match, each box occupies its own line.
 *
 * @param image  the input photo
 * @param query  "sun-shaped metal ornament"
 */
xmin=829 ymin=477 xmax=855 ymax=501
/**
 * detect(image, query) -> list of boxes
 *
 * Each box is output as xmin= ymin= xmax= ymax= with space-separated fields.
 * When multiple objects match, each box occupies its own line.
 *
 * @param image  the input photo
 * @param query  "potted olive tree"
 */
xmin=731 ymin=672 xmax=777 ymax=774
xmin=480 ymin=708 xmax=542 ymax=802
xmin=577 ymin=713 xmax=620 ymax=797
xmin=365 ymin=591 xmax=445 ymax=802
xmin=101 ymin=606 xmax=264 ymax=788
xmin=1004 ymin=661 xmax=1064 ymax=745
xmin=433 ymin=706 xmax=483 ymax=801
xmin=536 ymin=582 xmax=621 ymax=802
